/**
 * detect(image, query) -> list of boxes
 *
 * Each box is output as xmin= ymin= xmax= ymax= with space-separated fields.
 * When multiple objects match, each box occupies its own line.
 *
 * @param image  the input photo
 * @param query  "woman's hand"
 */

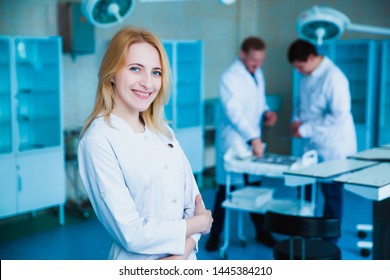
xmin=159 ymin=237 xmax=196 ymax=260
xmin=194 ymin=195 xmax=213 ymax=234
xmin=185 ymin=195 xmax=213 ymax=236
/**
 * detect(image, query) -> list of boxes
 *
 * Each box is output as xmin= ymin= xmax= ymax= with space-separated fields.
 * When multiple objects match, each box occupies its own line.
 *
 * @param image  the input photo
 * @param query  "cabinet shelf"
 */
xmin=19 ymin=143 xmax=48 ymax=151
xmin=17 ymin=115 xmax=59 ymax=122
xmin=16 ymin=60 xmax=58 ymax=66
xmin=17 ymin=89 xmax=58 ymax=96
xmin=335 ymin=58 xmax=368 ymax=63
xmin=0 ymin=117 xmax=12 ymax=124
xmin=351 ymin=98 xmax=367 ymax=103
xmin=0 ymin=146 xmax=12 ymax=154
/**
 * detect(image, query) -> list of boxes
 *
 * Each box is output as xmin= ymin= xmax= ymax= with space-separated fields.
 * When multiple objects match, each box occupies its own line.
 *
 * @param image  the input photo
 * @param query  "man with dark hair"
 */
xmin=205 ymin=36 xmax=278 ymax=252
xmin=287 ymin=39 xmax=357 ymax=231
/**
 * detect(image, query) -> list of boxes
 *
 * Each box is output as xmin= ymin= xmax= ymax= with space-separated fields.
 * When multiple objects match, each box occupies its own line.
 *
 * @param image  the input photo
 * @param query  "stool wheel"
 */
xmin=360 ymin=248 xmax=371 ymax=257
xmin=357 ymin=230 xmax=367 ymax=239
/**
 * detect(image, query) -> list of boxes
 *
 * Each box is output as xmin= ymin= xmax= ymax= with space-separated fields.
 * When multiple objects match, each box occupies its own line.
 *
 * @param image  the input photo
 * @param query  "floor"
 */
xmin=0 ymin=170 xmax=374 ymax=260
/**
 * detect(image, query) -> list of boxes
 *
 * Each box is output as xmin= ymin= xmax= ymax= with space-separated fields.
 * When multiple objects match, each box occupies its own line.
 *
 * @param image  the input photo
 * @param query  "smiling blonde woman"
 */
xmin=78 ymin=26 xmax=213 ymax=260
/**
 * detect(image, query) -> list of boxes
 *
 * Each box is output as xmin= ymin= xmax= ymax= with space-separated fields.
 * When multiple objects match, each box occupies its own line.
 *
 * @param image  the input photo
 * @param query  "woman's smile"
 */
xmin=132 ymin=89 xmax=153 ymax=98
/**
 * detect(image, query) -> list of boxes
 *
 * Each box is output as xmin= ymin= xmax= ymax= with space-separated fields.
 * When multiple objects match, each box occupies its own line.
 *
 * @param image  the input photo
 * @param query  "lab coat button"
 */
xmin=163 ymin=164 xmax=168 ymax=169
xmin=100 ymin=192 xmax=105 ymax=198
xmin=172 ymin=198 xmax=177 ymax=203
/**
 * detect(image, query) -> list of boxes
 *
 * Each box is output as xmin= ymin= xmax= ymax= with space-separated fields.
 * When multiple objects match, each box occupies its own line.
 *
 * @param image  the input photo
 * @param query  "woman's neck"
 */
xmin=129 ymin=116 xmax=145 ymax=133
xmin=112 ymin=108 xmax=145 ymax=133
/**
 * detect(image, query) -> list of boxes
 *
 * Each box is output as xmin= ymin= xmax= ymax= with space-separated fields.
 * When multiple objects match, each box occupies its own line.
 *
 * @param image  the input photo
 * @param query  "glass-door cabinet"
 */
xmin=14 ymin=38 xmax=61 ymax=151
xmin=0 ymin=37 xmax=17 ymax=218
xmin=333 ymin=40 xmax=378 ymax=152
xmin=0 ymin=36 xmax=65 ymax=224
xmin=162 ymin=40 xmax=204 ymax=185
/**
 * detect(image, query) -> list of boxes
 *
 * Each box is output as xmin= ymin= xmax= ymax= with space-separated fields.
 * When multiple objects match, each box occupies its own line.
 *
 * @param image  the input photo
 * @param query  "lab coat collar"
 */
xmin=237 ymin=58 xmax=258 ymax=76
xmin=310 ymin=56 xmax=330 ymax=78
xmin=236 ymin=58 xmax=260 ymax=85
xmin=94 ymin=113 xmax=148 ymax=134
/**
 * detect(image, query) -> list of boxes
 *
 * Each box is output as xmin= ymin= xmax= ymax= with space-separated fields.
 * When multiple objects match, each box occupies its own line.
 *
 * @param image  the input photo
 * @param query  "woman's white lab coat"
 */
xmin=216 ymin=59 xmax=269 ymax=185
xmin=294 ymin=56 xmax=357 ymax=161
xmin=78 ymin=114 xmax=200 ymax=260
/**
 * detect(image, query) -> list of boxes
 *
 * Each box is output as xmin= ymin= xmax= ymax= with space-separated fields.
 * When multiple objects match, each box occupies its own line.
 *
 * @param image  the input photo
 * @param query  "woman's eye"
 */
xmin=130 ymin=67 xmax=140 ymax=72
xmin=153 ymin=70 xmax=162 ymax=76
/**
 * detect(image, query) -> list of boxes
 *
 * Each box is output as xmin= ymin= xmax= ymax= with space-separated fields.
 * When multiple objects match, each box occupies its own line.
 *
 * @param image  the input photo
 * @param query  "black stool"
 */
xmin=264 ymin=211 xmax=341 ymax=260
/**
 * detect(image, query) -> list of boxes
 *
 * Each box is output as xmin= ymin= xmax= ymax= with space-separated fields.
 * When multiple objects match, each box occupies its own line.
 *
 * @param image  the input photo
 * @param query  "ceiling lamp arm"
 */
xmin=348 ymin=23 xmax=390 ymax=36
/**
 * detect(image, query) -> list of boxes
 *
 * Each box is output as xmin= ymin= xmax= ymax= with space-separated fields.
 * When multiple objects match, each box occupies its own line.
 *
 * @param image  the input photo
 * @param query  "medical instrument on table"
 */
xmin=229 ymin=146 xmax=318 ymax=177
xmin=296 ymin=6 xmax=390 ymax=45
xmin=219 ymin=149 xmax=318 ymax=259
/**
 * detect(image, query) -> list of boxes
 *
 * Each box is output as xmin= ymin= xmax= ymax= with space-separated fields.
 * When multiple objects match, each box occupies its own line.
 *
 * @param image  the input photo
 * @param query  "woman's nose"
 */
xmin=139 ymin=73 xmax=152 ymax=88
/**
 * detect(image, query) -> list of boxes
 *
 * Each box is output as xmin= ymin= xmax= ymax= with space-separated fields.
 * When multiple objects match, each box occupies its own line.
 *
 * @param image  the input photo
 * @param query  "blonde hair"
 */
xmin=81 ymin=26 xmax=172 ymax=138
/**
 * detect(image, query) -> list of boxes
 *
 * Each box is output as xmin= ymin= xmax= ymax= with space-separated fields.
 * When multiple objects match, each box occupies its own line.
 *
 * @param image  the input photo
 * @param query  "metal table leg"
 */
xmin=219 ymin=172 xmax=231 ymax=259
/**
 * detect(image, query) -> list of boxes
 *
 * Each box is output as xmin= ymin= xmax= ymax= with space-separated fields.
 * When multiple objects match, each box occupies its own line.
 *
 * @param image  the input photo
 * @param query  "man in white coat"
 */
xmin=288 ymin=39 xmax=357 ymax=236
xmin=205 ymin=36 xmax=278 ymax=251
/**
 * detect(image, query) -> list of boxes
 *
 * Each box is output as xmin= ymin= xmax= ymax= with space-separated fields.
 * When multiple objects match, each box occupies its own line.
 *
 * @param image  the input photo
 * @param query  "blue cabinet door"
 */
xmin=333 ymin=40 xmax=378 ymax=151
xmin=162 ymin=42 xmax=174 ymax=122
xmin=0 ymin=37 xmax=13 ymax=154
xmin=378 ymin=40 xmax=390 ymax=146
xmin=14 ymin=37 xmax=62 ymax=151
xmin=162 ymin=40 xmax=204 ymax=176
xmin=175 ymin=41 xmax=203 ymax=129
xmin=163 ymin=40 xmax=203 ymax=129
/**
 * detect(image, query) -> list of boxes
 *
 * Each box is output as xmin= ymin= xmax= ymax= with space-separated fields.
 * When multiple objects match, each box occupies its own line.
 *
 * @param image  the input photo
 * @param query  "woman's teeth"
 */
xmin=134 ymin=90 xmax=150 ymax=97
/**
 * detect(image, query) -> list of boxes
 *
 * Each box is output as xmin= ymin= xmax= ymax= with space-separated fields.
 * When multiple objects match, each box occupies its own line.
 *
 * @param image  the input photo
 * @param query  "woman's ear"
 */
xmin=110 ymin=77 xmax=115 ymax=86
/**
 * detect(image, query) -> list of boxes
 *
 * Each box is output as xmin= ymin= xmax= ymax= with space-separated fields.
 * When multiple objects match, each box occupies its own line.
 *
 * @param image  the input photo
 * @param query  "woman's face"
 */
xmin=112 ymin=42 xmax=162 ymax=117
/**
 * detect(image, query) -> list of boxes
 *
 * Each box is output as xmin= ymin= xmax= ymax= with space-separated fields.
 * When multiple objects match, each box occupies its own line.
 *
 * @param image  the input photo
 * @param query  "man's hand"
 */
xmin=264 ymin=111 xmax=278 ymax=127
xmin=291 ymin=121 xmax=302 ymax=138
xmin=251 ymin=138 xmax=265 ymax=158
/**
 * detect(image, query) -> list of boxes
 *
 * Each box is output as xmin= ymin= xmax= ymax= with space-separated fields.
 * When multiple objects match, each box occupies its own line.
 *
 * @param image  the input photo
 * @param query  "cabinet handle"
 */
xmin=18 ymin=176 xmax=22 ymax=192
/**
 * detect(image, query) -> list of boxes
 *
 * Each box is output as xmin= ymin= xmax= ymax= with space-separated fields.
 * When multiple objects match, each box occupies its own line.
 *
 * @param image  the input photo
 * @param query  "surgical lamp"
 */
xmin=82 ymin=0 xmax=134 ymax=28
xmin=296 ymin=6 xmax=390 ymax=45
